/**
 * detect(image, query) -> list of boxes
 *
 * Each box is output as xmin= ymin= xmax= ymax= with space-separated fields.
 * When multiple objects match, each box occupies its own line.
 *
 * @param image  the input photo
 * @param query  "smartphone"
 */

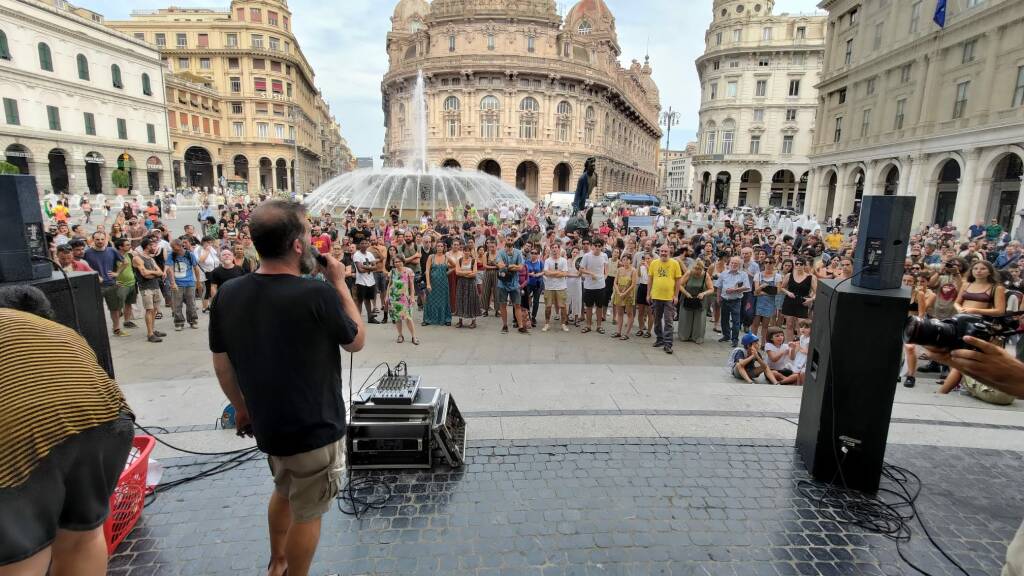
xmin=736 ymin=281 xmax=744 ymax=288
xmin=309 ymin=248 xmax=327 ymax=268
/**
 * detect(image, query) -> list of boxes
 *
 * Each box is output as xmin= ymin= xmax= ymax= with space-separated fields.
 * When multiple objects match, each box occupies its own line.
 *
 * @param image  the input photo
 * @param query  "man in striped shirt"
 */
xmin=0 ymin=285 xmax=134 ymax=575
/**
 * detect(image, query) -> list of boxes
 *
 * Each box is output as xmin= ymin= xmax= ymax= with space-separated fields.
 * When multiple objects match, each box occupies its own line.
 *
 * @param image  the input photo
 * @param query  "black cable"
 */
xmin=135 ymin=422 xmax=258 ymax=456
xmin=31 ymin=255 xmax=82 ymax=334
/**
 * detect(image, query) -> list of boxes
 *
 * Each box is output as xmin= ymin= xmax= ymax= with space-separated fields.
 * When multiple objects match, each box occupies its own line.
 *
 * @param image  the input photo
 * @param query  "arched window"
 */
xmin=443 ymin=96 xmax=460 ymax=138
xmin=556 ymin=101 xmax=572 ymax=142
xmin=0 ymin=30 xmax=9 ymax=60
xmin=584 ymin=106 xmax=596 ymax=145
xmin=479 ymin=96 xmax=500 ymax=139
xmin=519 ymin=97 xmax=539 ymax=139
xmin=111 ymin=64 xmax=123 ymax=89
xmin=578 ymin=21 xmax=592 ymax=35
xmin=76 ymin=54 xmax=89 ymax=80
xmin=142 ymin=73 xmax=152 ymax=95
xmin=38 ymin=42 xmax=53 ymax=71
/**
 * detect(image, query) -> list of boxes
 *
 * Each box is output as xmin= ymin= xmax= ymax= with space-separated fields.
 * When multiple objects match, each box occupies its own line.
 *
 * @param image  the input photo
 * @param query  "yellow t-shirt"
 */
xmin=825 ymin=233 xmax=843 ymax=251
xmin=648 ymin=258 xmax=682 ymax=302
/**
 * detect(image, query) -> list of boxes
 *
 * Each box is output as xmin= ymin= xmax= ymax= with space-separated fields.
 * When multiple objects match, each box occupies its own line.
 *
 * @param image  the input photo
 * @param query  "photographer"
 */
xmin=209 ymin=200 xmax=364 ymax=576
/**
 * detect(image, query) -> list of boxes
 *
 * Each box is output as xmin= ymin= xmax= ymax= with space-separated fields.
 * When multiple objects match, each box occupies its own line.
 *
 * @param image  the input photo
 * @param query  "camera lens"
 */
xmin=903 ymin=315 xmax=960 ymax=349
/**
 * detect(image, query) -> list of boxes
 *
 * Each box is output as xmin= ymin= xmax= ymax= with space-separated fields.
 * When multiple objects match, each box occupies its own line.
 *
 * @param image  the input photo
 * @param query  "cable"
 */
xmin=31 ymin=255 xmax=82 ymax=334
xmin=135 ymin=422 xmax=259 ymax=456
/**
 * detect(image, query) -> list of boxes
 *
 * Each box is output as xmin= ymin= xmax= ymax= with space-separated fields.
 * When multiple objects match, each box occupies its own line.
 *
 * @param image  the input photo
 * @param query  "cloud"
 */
xmin=82 ymin=0 xmax=823 ymax=159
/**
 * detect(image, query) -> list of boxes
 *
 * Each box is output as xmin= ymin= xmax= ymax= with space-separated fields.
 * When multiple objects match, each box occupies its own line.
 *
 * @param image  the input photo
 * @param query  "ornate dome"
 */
xmin=427 ymin=0 xmax=559 ymax=23
xmin=566 ymin=0 xmax=616 ymax=38
xmin=392 ymin=0 xmax=429 ymax=30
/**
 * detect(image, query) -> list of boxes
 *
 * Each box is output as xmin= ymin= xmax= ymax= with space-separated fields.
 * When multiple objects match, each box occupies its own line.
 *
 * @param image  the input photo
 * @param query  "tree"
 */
xmin=111 ymin=168 xmax=130 ymax=189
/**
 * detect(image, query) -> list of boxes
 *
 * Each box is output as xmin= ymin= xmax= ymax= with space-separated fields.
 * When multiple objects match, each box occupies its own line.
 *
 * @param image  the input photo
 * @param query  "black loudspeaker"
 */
xmin=0 ymin=271 xmax=114 ymax=378
xmin=795 ymin=280 xmax=909 ymax=492
xmin=852 ymin=195 xmax=915 ymax=290
xmin=0 ymin=175 xmax=52 ymax=282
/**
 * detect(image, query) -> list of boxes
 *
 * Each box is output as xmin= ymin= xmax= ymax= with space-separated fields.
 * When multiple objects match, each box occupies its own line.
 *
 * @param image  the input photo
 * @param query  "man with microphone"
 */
xmin=209 ymin=200 xmax=365 ymax=576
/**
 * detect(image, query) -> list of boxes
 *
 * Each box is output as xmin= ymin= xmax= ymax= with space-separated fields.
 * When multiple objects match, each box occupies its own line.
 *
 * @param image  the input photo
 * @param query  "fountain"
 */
xmin=305 ymin=69 xmax=534 ymax=219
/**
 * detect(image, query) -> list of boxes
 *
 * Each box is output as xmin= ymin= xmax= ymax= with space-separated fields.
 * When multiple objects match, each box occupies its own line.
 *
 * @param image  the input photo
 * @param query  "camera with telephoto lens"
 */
xmin=903 ymin=313 xmax=1020 ymax=351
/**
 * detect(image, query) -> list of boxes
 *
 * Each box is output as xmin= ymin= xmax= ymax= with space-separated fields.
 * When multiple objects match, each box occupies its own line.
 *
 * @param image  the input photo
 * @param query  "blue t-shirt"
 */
xmin=83 ymin=247 xmax=123 ymax=287
xmin=496 ymin=249 xmax=524 ymax=291
xmin=170 ymin=251 xmax=197 ymax=288
xmin=526 ymin=259 xmax=544 ymax=288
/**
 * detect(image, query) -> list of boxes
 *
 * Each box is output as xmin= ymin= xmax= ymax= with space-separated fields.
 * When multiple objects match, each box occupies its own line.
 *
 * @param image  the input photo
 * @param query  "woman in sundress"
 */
xmin=454 ymin=248 xmax=480 ymax=328
xmin=423 ymin=242 xmax=452 ymax=326
xmin=389 ymin=256 xmax=418 ymax=344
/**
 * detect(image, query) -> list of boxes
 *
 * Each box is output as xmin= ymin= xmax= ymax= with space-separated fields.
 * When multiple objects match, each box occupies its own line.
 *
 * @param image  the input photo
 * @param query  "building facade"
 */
xmin=657 ymin=148 xmax=687 ymax=195
xmin=0 ymin=0 xmax=172 ymax=196
xmin=665 ymin=142 xmax=697 ymax=203
xmin=107 ymin=0 xmax=347 ymax=194
xmin=693 ymin=0 xmax=826 ymax=209
xmin=381 ymin=0 xmax=662 ymax=200
xmin=806 ymin=0 xmax=1024 ymax=233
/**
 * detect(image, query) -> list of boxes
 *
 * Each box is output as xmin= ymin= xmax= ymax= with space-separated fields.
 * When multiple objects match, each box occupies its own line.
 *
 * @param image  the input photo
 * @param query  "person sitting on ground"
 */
xmin=729 ymin=333 xmax=778 ymax=384
xmin=762 ymin=327 xmax=801 ymax=385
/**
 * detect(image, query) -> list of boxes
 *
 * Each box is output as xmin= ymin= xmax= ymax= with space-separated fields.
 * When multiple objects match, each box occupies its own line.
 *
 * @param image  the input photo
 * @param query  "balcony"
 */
xmin=692 ymin=153 xmax=774 ymax=164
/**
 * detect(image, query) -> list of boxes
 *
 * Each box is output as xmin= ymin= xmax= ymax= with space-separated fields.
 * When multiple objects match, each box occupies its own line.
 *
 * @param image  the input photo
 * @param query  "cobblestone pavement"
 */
xmin=109 ymin=438 xmax=1022 ymax=576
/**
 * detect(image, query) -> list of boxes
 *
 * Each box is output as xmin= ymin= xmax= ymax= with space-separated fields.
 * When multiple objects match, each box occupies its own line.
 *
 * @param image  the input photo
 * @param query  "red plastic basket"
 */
xmin=103 ymin=435 xmax=155 ymax=555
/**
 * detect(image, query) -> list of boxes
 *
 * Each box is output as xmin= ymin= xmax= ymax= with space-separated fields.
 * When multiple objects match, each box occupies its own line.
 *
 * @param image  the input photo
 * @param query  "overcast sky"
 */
xmin=89 ymin=0 xmax=823 ymax=160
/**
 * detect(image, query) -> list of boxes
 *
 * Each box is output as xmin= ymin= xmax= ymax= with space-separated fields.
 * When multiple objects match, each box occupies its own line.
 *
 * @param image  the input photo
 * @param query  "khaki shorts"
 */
xmin=268 ymin=438 xmax=345 ymax=523
xmin=544 ymin=289 xmax=566 ymax=307
xmin=140 ymin=288 xmax=162 ymax=310
xmin=101 ymin=284 xmax=126 ymax=311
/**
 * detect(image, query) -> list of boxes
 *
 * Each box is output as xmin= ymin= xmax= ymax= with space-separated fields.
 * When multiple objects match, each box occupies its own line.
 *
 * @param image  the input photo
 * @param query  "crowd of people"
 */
xmin=40 ymin=188 xmax=1023 ymax=399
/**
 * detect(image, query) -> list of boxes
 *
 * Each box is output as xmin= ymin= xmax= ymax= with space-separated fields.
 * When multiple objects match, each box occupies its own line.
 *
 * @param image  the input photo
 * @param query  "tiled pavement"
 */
xmin=109 ymin=437 xmax=1023 ymax=576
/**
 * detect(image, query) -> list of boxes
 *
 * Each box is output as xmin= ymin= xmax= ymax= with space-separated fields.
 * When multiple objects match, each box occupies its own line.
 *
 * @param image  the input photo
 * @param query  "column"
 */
xmin=758 ymin=180 xmax=771 ymax=208
xmin=67 ymin=161 xmax=88 ymax=196
xmin=911 ymin=54 xmax=933 ymax=131
xmin=803 ymin=168 xmax=819 ymax=217
xmin=919 ymin=177 xmax=939 ymax=228
xmin=901 ymin=155 xmax=926 ymax=226
xmin=726 ymin=174 xmax=739 ymax=207
xmin=974 ymin=27 xmax=1004 ymax=122
xmin=862 ymin=163 xmax=878 ymax=197
xmin=952 ymin=149 xmax=981 ymax=232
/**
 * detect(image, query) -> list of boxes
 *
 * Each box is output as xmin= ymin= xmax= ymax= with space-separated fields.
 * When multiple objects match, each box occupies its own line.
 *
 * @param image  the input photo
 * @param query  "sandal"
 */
xmin=469 ymin=322 xmax=477 ymax=329
xmin=611 ymin=333 xmax=621 ymax=338
xmin=155 ymin=312 xmax=163 ymax=319
xmin=620 ymin=335 xmax=630 ymax=341
xmin=644 ymin=331 xmax=651 ymax=338
xmin=397 ymin=336 xmax=405 ymax=344
xmin=635 ymin=330 xmax=644 ymax=337
xmin=596 ymin=327 xmax=605 ymax=334
xmin=580 ymin=327 xmax=592 ymax=334
xmin=412 ymin=337 xmax=420 ymax=345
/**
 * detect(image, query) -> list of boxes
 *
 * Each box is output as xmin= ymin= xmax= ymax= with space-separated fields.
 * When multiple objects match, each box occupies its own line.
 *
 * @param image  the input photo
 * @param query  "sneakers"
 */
xmin=189 ymin=323 xmax=198 ymax=330
xmin=113 ymin=329 xmax=130 ymax=337
xmin=147 ymin=334 xmax=163 ymax=343
xmin=664 ymin=347 xmax=673 ymax=355
xmin=903 ymin=376 xmax=916 ymax=388
xmin=717 ymin=337 xmax=730 ymax=343
xmin=123 ymin=321 xmax=138 ymax=329
xmin=561 ymin=325 xmax=570 ymax=332
xmin=174 ymin=325 xmax=184 ymax=332
xmin=542 ymin=324 xmax=550 ymax=332
xmin=501 ymin=326 xmax=509 ymax=334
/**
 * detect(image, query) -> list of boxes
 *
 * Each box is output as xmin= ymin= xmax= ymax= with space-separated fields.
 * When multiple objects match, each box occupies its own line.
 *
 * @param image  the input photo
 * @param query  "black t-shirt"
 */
xmin=348 ymin=227 xmax=372 ymax=243
xmin=209 ymin=274 xmax=358 ymax=456
xmin=208 ymin=265 xmax=245 ymax=288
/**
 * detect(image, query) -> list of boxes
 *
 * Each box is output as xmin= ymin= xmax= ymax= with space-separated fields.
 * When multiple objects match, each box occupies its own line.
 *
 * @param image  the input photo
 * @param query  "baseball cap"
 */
xmin=741 ymin=333 xmax=759 ymax=347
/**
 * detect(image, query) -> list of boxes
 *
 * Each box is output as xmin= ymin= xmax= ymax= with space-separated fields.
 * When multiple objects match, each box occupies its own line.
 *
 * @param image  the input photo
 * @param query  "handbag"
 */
xmin=682 ymin=297 xmax=703 ymax=310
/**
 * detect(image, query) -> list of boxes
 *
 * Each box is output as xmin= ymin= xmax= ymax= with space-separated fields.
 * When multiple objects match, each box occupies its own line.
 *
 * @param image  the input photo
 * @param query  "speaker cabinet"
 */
xmin=1 ymin=271 xmax=114 ymax=378
xmin=852 ymin=196 xmax=915 ymax=290
xmin=795 ymin=279 xmax=909 ymax=492
xmin=0 ymin=175 xmax=51 ymax=282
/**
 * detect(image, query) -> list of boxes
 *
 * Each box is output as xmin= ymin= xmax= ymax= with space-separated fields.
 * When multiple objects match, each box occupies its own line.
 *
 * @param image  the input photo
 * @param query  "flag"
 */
xmin=933 ymin=0 xmax=947 ymax=28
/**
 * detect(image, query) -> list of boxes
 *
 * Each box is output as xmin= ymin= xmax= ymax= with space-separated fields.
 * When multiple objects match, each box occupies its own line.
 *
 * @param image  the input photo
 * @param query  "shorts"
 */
xmin=268 ymin=438 xmax=345 ymax=523
xmin=583 ymin=288 xmax=608 ymax=308
xmin=0 ymin=413 xmax=134 ymax=566
xmin=101 ymin=284 xmax=126 ymax=311
xmin=636 ymin=284 xmax=649 ymax=304
xmin=374 ymin=271 xmax=387 ymax=293
xmin=496 ymin=287 xmax=520 ymax=305
xmin=140 ymin=288 xmax=162 ymax=310
xmin=122 ymin=284 xmax=138 ymax=306
xmin=355 ymin=284 xmax=377 ymax=301
xmin=545 ymin=289 xmax=566 ymax=307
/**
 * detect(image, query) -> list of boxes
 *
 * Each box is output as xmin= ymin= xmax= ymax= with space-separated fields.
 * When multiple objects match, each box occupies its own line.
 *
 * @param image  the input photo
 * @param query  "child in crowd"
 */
xmin=791 ymin=319 xmax=811 ymax=386
xmin=728 ymin=333 xmax=778 ymax=384
xmin=763 ymin=327 xmax=801 ymax=385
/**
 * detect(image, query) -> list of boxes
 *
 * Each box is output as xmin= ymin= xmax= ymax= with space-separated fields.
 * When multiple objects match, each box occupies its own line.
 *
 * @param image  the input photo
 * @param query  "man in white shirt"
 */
xmin=579 ymin=239 xmax=609 ymax=333
xmin=542 ymin=244 xmax=570 ymax=332
xmin=556 ymin=211 xmax=569 ymax=231
xmin=352 ymin=238 xmax=378 ymax=323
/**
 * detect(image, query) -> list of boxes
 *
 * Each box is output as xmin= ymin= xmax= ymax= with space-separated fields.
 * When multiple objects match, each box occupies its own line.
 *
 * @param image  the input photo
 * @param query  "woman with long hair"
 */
xmin=710 ymin=253 xmax=728 ymax=333
xmin=423 ymin=242 xmax=452 ymax=326
xmin=780 ymin=257 xmax=817 ymax=341
xmin=453 ymin=246 xmax=480 ymax=329
xmin=901 ymin=272 xmax=935 ymax=388
xmin=938 ymin=260 xmax=1007 ymax=395
xmin=388 ymin=252 xmax=418 ymax=344
xmin=634 ymin=252 xmax=653 ymax=338
xmin=447 ymin=238 xmax=464 ymax=313
xmin=751 ymin=258 xmax=782 ymax=342
xmin=678 ymin=258 xmax=714 ymax=344
xmin=611 ymin=254 xmax=636 ymax=340
xmin=565 ymin=247 xmax=583 ymax=327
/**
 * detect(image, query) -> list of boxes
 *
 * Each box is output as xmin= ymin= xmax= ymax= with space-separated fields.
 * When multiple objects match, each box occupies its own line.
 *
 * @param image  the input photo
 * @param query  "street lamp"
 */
xmin=659 ymin=107 xmax=680 ymax=152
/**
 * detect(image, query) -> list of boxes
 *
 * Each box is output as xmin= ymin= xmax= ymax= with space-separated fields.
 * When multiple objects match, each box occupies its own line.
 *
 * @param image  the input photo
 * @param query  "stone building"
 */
xmin=381 ymin=0 xmax=662 ymax=200
xmin=657 ymin=148 xmax=687 ymax=195
xmin=107 ymin=0 xmax=347 ymax=194
xmin=0 ymin=0 xmax=172 ymax=196
xmin=693 ymin=0 xmax=826 ymax=209
xmin=806 ymin=0 xmax=1024 ymax=233
xmin=665 ymin=142 xmax=698 ymax=204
